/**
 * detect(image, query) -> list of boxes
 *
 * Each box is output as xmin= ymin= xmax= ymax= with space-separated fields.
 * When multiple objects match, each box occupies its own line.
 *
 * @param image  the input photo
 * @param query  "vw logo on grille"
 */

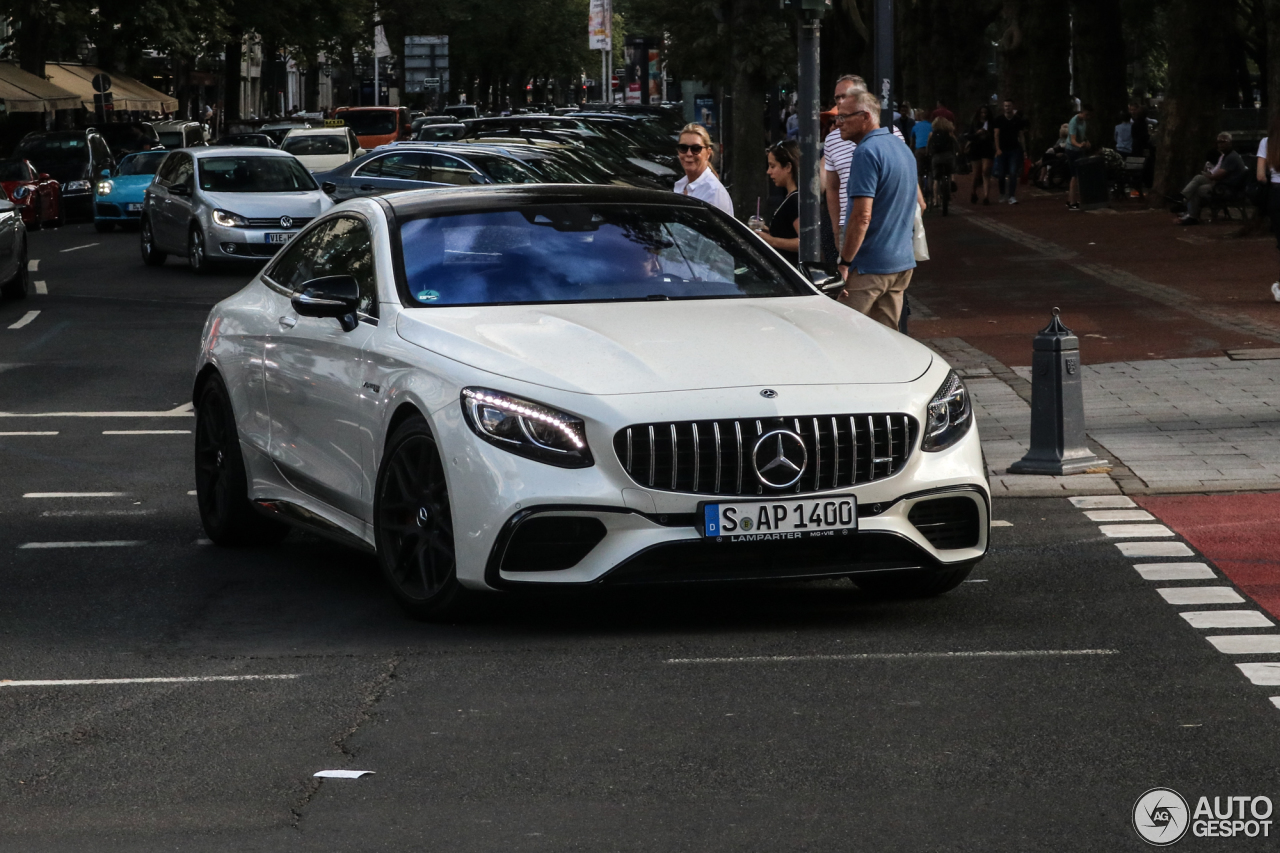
xmin=279 ymin=215 xmax=293 ymax=228
xmin=752 ymin=429 xmax=807 ymax=488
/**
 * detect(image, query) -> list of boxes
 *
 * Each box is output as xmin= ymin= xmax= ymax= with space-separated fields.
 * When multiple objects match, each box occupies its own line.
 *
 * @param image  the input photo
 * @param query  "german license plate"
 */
xmin=266 ymin=232 xmax=293 ymax=244
xmin=701 ymin=497 xmax=857 ymax=541
xmin=125 ymin=202 xmax=142 ymax=211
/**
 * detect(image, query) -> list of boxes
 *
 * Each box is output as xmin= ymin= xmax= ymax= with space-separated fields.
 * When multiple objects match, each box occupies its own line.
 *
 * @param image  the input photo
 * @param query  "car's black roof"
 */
xmin=382 ymin=184 xmax=708 ymax=218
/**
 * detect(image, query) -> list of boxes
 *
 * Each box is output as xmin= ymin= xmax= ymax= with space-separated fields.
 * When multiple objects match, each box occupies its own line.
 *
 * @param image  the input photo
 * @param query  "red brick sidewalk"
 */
xmin=908 ymin=188 xmax=1279 ymax=366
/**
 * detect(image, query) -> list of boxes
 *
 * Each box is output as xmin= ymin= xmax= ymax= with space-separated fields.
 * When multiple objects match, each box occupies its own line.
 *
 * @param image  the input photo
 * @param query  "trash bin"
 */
xmin=1076 ymin=155 xmax=1110 ymax=210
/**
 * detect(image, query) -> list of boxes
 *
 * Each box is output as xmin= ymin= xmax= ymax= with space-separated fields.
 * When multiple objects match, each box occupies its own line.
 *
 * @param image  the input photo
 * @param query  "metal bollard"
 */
xmin=1009 ymin=308 xmax=1108 ymax=475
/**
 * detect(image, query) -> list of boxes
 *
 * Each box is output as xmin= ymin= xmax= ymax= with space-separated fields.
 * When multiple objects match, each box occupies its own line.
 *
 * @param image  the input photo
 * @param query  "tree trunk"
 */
xmin=1021 ymin=0 xmax=1071 ymax=153
xmin=997 ymin=0 xmax=1027 ymax=104
xmin=1150 ymin=0 xmax=1229 ymax=208
xmin=725 ymin=0 xmax=768 ymax=220
xmin=16 ymin=5 xmax=48 ymax=79
xmin=224 ymin=31 xmax=244 ymax=123
xmin=1070 ymin=0 xmax=1127 ymax=146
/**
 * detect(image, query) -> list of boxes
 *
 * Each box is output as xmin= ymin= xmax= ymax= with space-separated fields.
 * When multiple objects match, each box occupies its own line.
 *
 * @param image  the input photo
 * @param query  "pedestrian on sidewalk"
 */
xmin=758 ymin=140 xmax=801 ymax=265
xmin=823 ymin=75 xmax=909 ymax=250
xmin=1065 ymin=103 xmax=1093 ymax=211
xmin=926 ymin=117 xmax=959 ymax=207
xmin=967 ymin=105 xmax=996 ymax=205
xmin=929 ymin=100 xmax=955 ymax=123
xmin=835 ymin=91 xmax=919 ymax=329
xmin=673 ymin=123 xmax=733 ymax=216
xmin=911 ymin=109 xmax=932 ymax=184
xmin=1256 ymin=117 xmax=1280 ymax=301
xmin=1176 ymin=132 xmax=1244 ymax=226
xmin=993 ymin=99 xmax=1028 ymax=204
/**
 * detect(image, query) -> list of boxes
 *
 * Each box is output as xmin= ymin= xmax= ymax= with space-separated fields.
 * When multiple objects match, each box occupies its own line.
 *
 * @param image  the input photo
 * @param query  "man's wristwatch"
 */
xmin=838 ymin=257 xmax=853 ymax=267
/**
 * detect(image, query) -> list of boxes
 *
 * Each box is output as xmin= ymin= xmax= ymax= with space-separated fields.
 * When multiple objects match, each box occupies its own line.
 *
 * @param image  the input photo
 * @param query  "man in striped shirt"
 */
xmin=823 ymin=75 xmax=908 ymax=247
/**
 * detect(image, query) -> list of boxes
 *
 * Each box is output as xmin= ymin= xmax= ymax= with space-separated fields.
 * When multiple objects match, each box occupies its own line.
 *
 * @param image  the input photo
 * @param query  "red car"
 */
xmin=0 ymin=159 xmax=62 ymax=229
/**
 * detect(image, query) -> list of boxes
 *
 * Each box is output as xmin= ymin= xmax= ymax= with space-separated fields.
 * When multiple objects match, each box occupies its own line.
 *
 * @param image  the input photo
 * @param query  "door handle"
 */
xmin=278 ymin=316 xmax=297 ymax=329
xmin=359 ymin=184 xmax=375 ymax=191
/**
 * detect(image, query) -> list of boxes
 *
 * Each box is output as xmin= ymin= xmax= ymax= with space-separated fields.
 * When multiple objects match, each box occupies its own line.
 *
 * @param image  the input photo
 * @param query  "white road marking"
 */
xmin=664 ymin=649 xmax=1120 ymax=664
xmin=27 ymin=259 xmax=38 ymax=272
xmin=1236 ymin=663 xmax=1280 ymax=686
xmin=7 ymin=310 xmax=39 ymax=330
xmin=0 ymin=403 xmax=194 ymax=419
xmin=18 ymin=541 xmax=144 ymax=549
xmin=187 ymin=490 xmax=197 ymax=495
xmin=991 ymin=520 xmax=1013 ymax=527
xmin=195 ymin=538 xmax=212 ymax=545
xmin=1099 ymin=523 xmax=1174 ymax=538
xmin=23 ymin=491 xmax=125 ymax=498
xmin=314 ymin=769 xmax=374 ymax=779
xmin=41 ymin=509 xmax=155 ymax=518
xmin=0 ymin=674 xmax=300 ymax=688
xmin=33 ymin=280 xmax=47 ymax=295
xmin=1069 ymin=495 xmax=1136 ymax=509
xmin=1117 ymin=541 xmax=1194 ymax=558
xmin=102 ymin=429 xmax=192 ymax=435
xmin=1208 ymin=636 xmax=1280 ymax=655
xmin=1271 ymin=697 xmax=1280 ymax=710
xmin=1135 ymin=562 xmax=1216 ymax=581
xmin=963 ymin=579 xmax=988 ymax=583
xmin=1157 ymin=587 xmax=1244 ymax=605
xmin=60 ymin=243 xmax=99 ymax=253
xmin=1085 ymin=509 xmax=1154 ymax=523
xmin=0 ymin=431 xmax=58 ymax=436
xmin=1181 ymin=610 xmax=1274 ymax=629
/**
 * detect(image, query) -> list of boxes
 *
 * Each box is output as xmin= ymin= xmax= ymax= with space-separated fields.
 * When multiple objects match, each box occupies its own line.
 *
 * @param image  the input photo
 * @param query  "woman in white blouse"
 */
xmin=1259 ymin=122 xmax=1280 ymax=302
xmin=673 ymin=123 xmax=734 ymax=216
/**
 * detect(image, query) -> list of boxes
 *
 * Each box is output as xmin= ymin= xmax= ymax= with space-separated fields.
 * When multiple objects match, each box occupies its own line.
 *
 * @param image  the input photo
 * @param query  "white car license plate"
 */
xmin=702 ymin=497 xmax=857 ymax=541
xmin=266 ymin=232 xmax=294 ymax=244
xmin=125 ymin=202 xmax=143 ymax=212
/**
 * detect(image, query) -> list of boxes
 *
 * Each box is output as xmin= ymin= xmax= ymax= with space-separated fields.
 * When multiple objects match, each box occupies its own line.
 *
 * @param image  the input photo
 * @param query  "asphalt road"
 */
xmin=2 ymin=222 xmax=1280 ymax=851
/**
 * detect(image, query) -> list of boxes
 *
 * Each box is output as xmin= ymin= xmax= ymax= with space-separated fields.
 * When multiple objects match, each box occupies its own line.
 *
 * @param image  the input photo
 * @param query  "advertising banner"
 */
xmin=588 ymin=0 xmax=612 ymax=50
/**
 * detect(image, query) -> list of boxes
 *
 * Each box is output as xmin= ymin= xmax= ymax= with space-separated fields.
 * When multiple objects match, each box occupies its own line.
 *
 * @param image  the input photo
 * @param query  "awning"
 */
xmin=44 ymin=63 xmax=178 ymax=113
xmin=0 ymin=63 xmax=81 ymax=112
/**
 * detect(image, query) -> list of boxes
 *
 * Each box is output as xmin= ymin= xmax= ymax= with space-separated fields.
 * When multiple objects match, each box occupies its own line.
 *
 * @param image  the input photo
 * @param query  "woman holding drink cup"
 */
xmin=673 ymin=123 xmax=733 ymax=216
xmin=754 ymin=140 xmax=800 ymax=266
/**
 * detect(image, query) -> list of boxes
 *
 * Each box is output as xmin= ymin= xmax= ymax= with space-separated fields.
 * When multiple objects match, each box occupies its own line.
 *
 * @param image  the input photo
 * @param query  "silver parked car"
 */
xmin=0 ymin=184 xmax=30 ymax=300
xmin=140 ymin=147 xmax=333 ymax=273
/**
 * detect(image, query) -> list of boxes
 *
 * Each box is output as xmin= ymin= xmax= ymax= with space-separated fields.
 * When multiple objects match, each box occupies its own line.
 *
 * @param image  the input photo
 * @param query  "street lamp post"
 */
xmin=791 ymin=0 xmax=830 ymax=264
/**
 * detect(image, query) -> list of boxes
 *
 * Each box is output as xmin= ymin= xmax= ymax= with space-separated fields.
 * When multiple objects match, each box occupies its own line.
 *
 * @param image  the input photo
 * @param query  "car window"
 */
xmin=281 ymin=135 xmax=348 ymax=156
xmin=90 ymin=136 xmax=112 ymax=163
xmin=398 ymin=203 xmax=810 ymax=307
xmin=426 ymin=153 xmax=476 ymax=186
xmin=169 ymin=154 xmax=194 ymax=190
xmin=348 ymin=129 xmax=360 ymax=151
xmin=0 ymin=161 xmax=30 ymax=181
xmin=356 ymin=152 xmax=429 ymax=181
xmin=117 ymin=152 xmax=168 ymax=176
xmin=267 ymin=215 xmax=377 ymax=316
xmin=464 ymin=154 xmax=539 ymax=185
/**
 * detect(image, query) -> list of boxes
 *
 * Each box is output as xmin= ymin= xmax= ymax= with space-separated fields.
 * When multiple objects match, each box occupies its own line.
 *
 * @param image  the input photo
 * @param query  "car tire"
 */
xmin=0 ymin=237 xmax=29 ymax=300
xmin=94 ymin=220 xmax=115 ymax=233
xmin=140 ymin=218 xmax=167 ymax=266
xmin=195 ymin=375 xmax=289 ymax=547
xmin=852 ymin=563 xmax=974 ymax=598
xmin=188 ymin=224 xmax=210 ymax=274
xmin=373 ymin=416 xmax=473 ymax=621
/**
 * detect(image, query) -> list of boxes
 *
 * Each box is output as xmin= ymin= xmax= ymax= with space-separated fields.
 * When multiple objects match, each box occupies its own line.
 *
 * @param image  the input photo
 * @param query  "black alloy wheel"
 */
xmin=853 ymin=563 xmax=973 ymax=598
xmin=1 ymin=239 xmax=29 ymax=300
xmin=374 ymin=417 xmax=471 ymax=620
xmin=195 ymin=376 xmax=289 ymax=546
xmin=188 ymin=224 xmax=209 ymax=274
xmin=140 ymin=218 xmax=167 ymax=266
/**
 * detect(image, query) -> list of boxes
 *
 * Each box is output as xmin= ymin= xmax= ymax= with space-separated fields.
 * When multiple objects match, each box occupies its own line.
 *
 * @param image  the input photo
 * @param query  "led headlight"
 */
xmin=921 ymin=370 xmax=973 ymax=452
xmin=64 ymin=180 xmax=91 ymax=193
xmin=12 ymin=185 xmax=30 ymax=200
xmin=96 ymin=180 xmax=114 ymax=196
xmin=461 ymin=387 xmax=593 ymax=468
xmin=212 ymin=209 xmax=249 ymax=227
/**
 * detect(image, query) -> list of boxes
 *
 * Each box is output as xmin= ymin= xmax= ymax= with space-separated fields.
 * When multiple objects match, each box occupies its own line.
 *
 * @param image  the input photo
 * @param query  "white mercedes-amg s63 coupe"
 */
xmin=193 ymin=185 xmax=988 ymax=619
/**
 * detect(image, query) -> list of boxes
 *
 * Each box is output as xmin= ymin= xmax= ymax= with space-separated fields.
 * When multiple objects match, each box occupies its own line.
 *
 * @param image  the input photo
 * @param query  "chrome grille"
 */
xmin=612 ymin=414 xmax=917 ymax=496
xmin=245 ymin=216 xmax=313 ymax=228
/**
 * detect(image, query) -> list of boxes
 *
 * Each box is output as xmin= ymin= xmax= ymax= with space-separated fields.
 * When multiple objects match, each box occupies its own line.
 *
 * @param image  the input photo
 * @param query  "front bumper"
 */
xmin=205 ymin=222 xmax=303 ymax=260
xmin=96 ymin=200 xmax=144 ymax=222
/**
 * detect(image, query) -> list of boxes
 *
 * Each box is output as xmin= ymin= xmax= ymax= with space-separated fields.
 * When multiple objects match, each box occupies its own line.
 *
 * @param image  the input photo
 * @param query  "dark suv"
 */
xmin=13 ymin=130 xmax=115 ymax=221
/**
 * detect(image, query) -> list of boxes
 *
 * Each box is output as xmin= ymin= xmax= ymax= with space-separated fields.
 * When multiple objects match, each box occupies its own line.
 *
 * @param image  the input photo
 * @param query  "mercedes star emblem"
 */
xmin=752 ymin=429 xmax=808 ymax=488
xmin=760 ymin=388 xmax=777 ymax=398
xmin=279 ymin=215 xmax=293 ymax=229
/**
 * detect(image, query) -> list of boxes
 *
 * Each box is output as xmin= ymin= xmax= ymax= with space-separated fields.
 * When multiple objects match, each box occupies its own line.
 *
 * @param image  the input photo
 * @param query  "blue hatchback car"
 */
xmin=94 ymin=150 xmax=169 ymax=232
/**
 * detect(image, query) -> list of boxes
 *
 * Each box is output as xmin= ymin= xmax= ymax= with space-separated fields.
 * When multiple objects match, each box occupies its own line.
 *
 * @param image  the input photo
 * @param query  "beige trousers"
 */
xmin=838 ymin=269 xmax=913 ymax=329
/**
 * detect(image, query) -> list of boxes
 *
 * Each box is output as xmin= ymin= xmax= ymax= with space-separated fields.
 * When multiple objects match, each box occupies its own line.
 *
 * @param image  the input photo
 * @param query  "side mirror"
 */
xmin=291 ymin=275 xmax=361 ymax=331
xmin=321 ymin=181 xmax=337 ymax=195
xmin=801 ymin=263 xmax=844 ymax=296
xmin=468 ymin=173 xmax=489 ymax=185
xmin=100 ymin=168 xmax=111 ymax=178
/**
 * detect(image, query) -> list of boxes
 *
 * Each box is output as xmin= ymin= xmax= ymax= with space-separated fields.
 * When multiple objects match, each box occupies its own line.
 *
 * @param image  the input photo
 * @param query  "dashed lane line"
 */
xmin=665 ymin=649 xmax=1120 ymax=665
xmin=102 ymin=429 xmax=192 ymax=435
xmin=41 ymin=509 xmax=155 ymax=518
xmin=0 ymin=674 xmax=301 ymax=687
xmin=34 ymin=280 xmax=46 ymax=295
xmin=0 ymin=403 xmax=194 ymax=419
xmin=26 ymin=259 xmax=37 ymax=272
xmin=18 ymin=541 xmax=144 ymax=549
xmin=0 ymin=431 xmax=58 ymax=436
xmin=59 ymin=243 xmax=99 ymax=253
xmin=23 ymin=492 xmax=125 ymax=498
xmin=7 ymin=310 xmax=39 ymax=330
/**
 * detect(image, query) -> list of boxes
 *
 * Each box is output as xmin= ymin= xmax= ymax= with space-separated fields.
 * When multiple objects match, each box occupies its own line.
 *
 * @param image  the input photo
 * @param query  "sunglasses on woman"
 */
xmin=676 ymin=143 xmax=705 ymax=154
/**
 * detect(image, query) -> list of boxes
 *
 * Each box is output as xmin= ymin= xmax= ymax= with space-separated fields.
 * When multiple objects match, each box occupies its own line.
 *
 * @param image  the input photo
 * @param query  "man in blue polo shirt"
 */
xmin=835 ymin=90 xmax=919 ymax=329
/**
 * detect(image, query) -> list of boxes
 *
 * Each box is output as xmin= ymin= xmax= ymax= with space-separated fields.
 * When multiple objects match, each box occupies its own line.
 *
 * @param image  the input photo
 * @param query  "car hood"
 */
xmin=395 ymin=297 xmax=933 ymax=395
xmin=200 ymin=190 xmax=332 ymax=218
xmin=105 ymin=175 xmax=154 ymax=197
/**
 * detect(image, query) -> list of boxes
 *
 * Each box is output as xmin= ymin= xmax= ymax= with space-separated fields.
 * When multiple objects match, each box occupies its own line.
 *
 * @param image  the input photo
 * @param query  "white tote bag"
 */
xmin=913 ymin=205 xmax=930 ymax=262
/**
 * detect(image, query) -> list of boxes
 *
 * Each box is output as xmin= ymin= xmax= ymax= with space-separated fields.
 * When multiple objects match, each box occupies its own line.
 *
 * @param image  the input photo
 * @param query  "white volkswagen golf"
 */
xmin=193 ymin=185 xmax=989 ymax=619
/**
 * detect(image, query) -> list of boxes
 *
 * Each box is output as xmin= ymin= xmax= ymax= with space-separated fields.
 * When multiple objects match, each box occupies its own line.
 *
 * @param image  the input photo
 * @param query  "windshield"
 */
xmin=464 ymin=154 xmax=540 ymax=184
xmin=281 ymin=135 xmax=348 ymax=156
xmin=117 ymin=152 xmax=168 ymax=176
xmin=215 ymin=135 xmax=274 ymax=148
xmin=399 ymin=204 xmax=808 ymax=307
xmin=15 ymin=135 xmax=89 ymax=163
xmin=0 ymin=161 xmax=30 ymax=181
xmin=198 ymin=156 xmax=319 ymax=192
xmin=339 ymin=111 xmax=398 ymax=136
xmin=95 ymin=125 xmax=160 ymax=153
